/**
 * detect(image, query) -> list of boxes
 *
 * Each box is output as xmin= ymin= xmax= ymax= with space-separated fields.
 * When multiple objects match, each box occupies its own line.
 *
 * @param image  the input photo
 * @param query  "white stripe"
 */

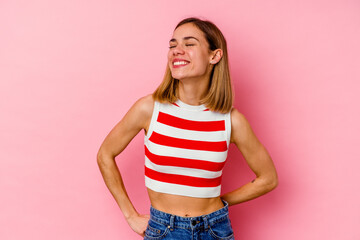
xmin=145 ymin=176 xmax=221 ymax=198
xmin=145 ymin=101 xmax=160 ymax=139
xmin=145 ymin=157 xmax=222 ymax=179
xmin=161 ymin=104 xmax=226 ymax=122
xmin=145 ymin=140 xmax=228 ymax=163
xmin=225 ymin=111 xmax=231 ymax=147
xmin=155 ymin=122 xmax=227 ymax=142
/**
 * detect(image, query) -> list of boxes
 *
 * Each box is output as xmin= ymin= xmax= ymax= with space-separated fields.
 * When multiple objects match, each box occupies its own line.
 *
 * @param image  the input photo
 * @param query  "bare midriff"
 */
xmin=147 ymin=188 xmax=224 ymax=217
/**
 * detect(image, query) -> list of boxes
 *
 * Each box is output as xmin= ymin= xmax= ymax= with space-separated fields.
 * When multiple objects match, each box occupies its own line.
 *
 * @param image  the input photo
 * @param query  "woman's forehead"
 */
xmin=171 ymin=23 xmax=205 ymax=41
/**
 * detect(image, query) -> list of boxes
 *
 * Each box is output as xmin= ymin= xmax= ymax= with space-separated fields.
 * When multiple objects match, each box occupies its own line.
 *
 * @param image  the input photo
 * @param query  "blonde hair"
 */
xmin=153 ymin=17 xmax=233 ymax=113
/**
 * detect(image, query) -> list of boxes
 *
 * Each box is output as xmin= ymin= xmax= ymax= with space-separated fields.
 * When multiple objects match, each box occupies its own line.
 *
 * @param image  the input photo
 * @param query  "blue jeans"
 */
xmin=144 ymin=200 xmax=234 ymax=240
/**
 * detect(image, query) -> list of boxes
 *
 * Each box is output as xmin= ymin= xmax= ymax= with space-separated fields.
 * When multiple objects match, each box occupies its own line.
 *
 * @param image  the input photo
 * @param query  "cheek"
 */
xmin=193 ymin=54 xmax=210 ymax=70
xmin=167 ymin=51 xmax=172 ymax=61
xmin=167 ymin=52 xmax=173 ymax=67
xmin=192 ymin=50 xmax=209 ymax=63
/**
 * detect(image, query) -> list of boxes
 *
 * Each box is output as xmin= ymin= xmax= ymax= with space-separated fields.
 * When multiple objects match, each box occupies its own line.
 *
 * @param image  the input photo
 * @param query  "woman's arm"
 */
xmin=97 ymin=94 xmax=154 ymax=236
xmin=221 ymin=108 xmax=278 ymax=206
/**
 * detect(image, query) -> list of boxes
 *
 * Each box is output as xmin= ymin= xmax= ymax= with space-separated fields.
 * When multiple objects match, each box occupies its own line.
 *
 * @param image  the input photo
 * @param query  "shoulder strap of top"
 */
xmin=225 ymin=109 xmax=232 ymax=148
xmin=145 ymin=100 xmax=160 ymax=139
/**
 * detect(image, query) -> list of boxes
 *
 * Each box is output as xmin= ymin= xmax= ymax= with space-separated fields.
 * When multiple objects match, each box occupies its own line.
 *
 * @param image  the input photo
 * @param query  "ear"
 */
xmin=209 ymin=49 xmax=223 ymax=64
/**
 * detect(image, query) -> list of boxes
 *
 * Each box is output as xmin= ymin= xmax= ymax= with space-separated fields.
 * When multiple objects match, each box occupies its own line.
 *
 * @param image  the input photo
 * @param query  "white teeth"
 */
xmin=173 ymin=61 xmax=188 ymax=66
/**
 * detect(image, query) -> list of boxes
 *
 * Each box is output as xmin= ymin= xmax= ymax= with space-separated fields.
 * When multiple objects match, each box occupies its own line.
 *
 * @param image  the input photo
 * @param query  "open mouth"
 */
xmin=172 ymin=60 xmax=190 ymax=68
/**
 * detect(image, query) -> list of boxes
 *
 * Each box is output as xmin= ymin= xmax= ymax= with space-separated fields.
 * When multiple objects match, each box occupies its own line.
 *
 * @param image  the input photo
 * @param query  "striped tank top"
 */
xmin=144 ymin=99 xmax=231 ymax=198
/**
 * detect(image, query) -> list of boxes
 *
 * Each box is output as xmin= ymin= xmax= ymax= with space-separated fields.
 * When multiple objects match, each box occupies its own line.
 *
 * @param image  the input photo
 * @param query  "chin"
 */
xmin=171 ymin=72 xmax=186 ymax=80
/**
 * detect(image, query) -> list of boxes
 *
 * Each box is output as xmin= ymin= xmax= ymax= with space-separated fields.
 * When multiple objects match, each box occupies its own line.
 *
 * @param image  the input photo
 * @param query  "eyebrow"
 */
xmin=169 ymin=36 xmax=200 ymax=43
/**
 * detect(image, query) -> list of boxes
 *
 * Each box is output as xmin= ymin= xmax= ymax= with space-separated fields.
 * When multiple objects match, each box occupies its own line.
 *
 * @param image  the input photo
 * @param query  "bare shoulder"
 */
xmin=230 ymin=107 xmax=253 ymax=144
xmin=230 ymin=107 xmax=249 ymax=130
xmin=130 ymin=94 xmax=155 ymax=134
xmin=97 ymin=94 xmax=155 ymax=158
xmin=132 ymin=93 xmax=154 ymax=118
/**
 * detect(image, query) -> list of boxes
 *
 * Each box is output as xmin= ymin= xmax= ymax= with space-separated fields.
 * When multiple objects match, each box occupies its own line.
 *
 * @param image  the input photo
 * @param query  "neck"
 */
xmin=177 ymin=77 xmax=210 ymax=106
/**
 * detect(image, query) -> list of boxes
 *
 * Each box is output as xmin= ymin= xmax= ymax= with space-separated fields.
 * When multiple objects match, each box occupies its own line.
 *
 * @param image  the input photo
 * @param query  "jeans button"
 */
xmin=191 ymin=220 xmax=197 ymax=226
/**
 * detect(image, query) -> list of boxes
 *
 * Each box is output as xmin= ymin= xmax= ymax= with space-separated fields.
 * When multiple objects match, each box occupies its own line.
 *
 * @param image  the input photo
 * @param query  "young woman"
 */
xmin=97 ymin=17 xmax=278 ymax=239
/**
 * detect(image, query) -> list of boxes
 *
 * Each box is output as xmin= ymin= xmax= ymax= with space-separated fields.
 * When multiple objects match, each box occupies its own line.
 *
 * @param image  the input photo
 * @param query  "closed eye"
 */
xmin=169 ymin=44 xmax=195 ymax=49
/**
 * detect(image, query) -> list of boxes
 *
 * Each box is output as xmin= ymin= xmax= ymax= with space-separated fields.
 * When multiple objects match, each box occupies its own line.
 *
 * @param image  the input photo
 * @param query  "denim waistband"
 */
xmin=149 ymin=199 xmax=229 ymax=230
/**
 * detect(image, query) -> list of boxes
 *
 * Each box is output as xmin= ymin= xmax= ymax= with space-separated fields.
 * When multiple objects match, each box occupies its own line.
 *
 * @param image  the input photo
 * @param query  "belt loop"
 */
xmin=222 ymin=199 xmax=229 ymax=208
xmin=202 ymin=215 xmax=209 ymax=229
xmin=169 ymin=215 xmax=175 ymax=229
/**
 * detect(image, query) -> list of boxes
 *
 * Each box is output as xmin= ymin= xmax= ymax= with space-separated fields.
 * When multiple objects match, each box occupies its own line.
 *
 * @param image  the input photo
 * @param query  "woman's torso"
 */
xmin=142 ymin=95 xmax=230 ymax=217
xmin=147 ymin=188 xmax=224 ymax=217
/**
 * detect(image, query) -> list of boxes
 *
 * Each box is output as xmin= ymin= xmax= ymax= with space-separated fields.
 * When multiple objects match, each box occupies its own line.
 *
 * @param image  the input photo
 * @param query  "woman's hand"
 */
xmin=127 ymin=213 xmax=150 ymax=237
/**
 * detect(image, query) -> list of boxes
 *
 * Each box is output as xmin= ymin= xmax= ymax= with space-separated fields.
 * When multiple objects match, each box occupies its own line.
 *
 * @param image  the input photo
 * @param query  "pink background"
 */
xmin=1 ymin=0 xmax=359 ymax=239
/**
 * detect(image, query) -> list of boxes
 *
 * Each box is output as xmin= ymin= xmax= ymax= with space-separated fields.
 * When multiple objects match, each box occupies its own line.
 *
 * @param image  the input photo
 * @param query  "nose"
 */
xmin=172 ymin=45 xmax=185 ymax=55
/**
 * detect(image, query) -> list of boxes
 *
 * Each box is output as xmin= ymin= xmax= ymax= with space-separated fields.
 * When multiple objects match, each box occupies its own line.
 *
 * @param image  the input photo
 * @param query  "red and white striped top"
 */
xmin=144 ymin=99 xmax=232 ymax=198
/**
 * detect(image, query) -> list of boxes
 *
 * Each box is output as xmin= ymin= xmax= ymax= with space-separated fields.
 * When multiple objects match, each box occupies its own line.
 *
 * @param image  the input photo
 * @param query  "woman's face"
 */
xmin=168 ymin=23 xmax=214 ymax=82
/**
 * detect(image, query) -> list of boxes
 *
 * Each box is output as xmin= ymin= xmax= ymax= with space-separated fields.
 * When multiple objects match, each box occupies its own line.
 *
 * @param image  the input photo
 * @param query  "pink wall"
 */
xmin=1 ymin=0 xmax=359 ymax=239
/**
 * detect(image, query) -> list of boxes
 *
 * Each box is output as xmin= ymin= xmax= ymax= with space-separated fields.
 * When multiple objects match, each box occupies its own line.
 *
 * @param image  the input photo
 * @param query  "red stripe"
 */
xmin=157 ymin=112 xmax=225 ymax=131
xmin=172 ymin=102 xmax=180 ymax=107
xmin=145 ymin=145 xmax=225 ymax=171
xmin=149 ymin=132 xmax=227 ymax=152
xmin=145 ymin=166 xmax=221 ymax=187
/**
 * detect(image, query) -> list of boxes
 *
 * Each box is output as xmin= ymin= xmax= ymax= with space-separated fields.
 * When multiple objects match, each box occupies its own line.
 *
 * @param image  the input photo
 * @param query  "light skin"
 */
xmin=97 ymin=23 xmax=278 ymax=237
xmin=168 ymin=23 xmax=222 ymax=104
